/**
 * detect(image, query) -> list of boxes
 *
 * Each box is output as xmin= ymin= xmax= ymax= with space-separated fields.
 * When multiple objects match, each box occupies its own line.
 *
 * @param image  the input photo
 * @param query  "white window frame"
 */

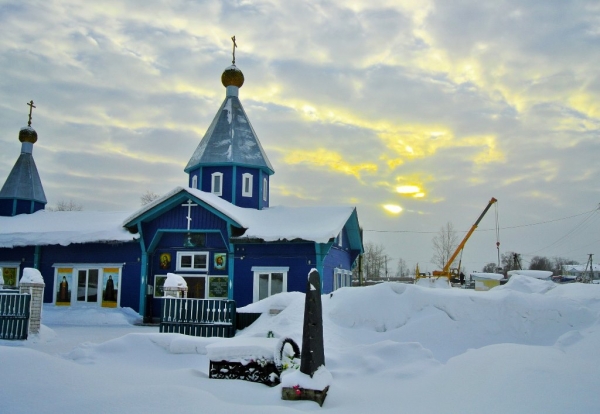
xmin=242 ymin=173 xmax=253 ymax=197
xmin=176 ymin=251 xmax=209 ymax=272
xmin=252 ymin=266 xmax=288 ymax=302
xmin=0 ymin=262 xmax=21 ymax=288
xmin=262 ymin=177 xmax=268 ymax=202
xmin=51 ymin=263 xmax=123 ymax=306
xmin=211 ymin=172 xmax=223 ymax=196
xmin=333 ymin=268 xmax=352 ymax=291
xmin=191 ymin=175 xmax=198 ymax=189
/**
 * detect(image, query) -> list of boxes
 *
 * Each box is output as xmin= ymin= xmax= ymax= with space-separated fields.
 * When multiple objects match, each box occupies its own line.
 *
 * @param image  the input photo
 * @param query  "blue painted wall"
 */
xmin=0 ymin=199 xmax=44 ymax=216
xmin=235 ymin=166 xmax=261 ymax=209
xmin=199 ymin=166 xmax=234 ymax=203
xmin=0 ymin=242 xmax=141 ymax=311
xmin=231 ymin=242 xmax=317 ymax=307
xmin=322 ymin=245 xmax=353 ymax=293
xmin=141 ymin=202 xmax=229 ymax=249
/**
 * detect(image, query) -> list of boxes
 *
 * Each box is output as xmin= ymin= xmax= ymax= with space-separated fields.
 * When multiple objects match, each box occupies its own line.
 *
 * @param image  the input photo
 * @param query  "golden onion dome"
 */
xmin=221 ymin=65 xmax=244 ymax=88
xmin=19 ymin=126 xmax=38 ymax=144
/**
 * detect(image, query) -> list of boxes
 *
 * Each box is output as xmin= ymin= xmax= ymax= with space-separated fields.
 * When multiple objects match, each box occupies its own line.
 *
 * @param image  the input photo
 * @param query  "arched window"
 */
xmin=242 ymin=173 xmax=253 ymax=197
xmin=211 ymin=172 xmax=223 ymax=196
xmin=262 ymin=177 xmax=268 ymax=202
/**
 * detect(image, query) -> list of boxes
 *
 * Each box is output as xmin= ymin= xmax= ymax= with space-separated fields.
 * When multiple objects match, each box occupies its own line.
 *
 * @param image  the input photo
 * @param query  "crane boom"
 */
xmin=432 ymin=197 xmax=497 ymax=278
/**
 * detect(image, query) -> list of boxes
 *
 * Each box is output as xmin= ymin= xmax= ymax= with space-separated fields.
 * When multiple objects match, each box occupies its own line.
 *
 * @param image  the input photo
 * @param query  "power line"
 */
xmin=524 ymin=209 xmax=599 ymax=256
xmin=363 ymin=206 xmax=599 ymax=234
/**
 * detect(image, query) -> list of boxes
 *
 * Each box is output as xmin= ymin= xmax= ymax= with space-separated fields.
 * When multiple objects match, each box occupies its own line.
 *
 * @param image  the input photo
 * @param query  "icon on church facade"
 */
xmin=55 ymin=269 xmax=72 ymax=305
xmin=159 ymin=253 xmax=171 ymax=269
xmin=214 ymin=253 xmax=226 ymax=270
xmin=102 ymin=268 xmax=119 ymax=308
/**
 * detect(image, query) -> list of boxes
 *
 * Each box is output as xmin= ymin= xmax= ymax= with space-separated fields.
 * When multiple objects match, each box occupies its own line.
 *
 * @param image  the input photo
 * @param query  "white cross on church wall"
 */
xmin=181 ymin=199 xmax=198 ymax=230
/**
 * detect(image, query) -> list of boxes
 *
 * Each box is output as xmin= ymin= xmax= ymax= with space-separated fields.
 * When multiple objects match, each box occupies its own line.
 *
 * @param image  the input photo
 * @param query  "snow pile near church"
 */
xmin=2 ymin=277 xmax=600 ymax=413
xmin=20 ymin=267 xmax=44 ymax=284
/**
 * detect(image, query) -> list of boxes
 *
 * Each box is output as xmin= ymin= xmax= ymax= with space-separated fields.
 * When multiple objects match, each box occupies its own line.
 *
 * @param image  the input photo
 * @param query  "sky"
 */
xmin=0 ymin=0 xmax=599 ymax=273
xmin=2 ymin=277 xmax=600 ymax=413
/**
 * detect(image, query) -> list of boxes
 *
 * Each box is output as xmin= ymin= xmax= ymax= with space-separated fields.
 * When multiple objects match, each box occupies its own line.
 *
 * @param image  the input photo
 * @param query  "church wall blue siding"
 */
xmin=235 ymin=166 xmax=262 ymax=209
xmin=136 ymin=201 xmax=233 ymax=318
xmin=0 ymin=200 xmax=13 ymax=216
xmin=322 ymin=246 xmax=352 ymax=293
xmin=232 ymin=242 xmax=316 ymax=307
xmin=35 ymin=242 xmax=141 ymax=310
xmin=155 ymin=231 xmax=227 ymax=249
xmin=15 ymin=199 xmax=31 ymax=215
xmin=0 ymin=245 xmax=35 ymax=280
xmin=200 ymin=166 xmax=233 ymax=203
xmin=141 ymin=203 xmax=229 ymax=249
xmin=0 ymin=242 xmax=140 ymax=310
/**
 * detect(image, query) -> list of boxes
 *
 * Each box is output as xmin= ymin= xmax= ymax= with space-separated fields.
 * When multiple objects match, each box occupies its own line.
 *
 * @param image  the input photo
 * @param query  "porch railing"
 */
xmin=160 ymin=298 xmax=236 ymax=338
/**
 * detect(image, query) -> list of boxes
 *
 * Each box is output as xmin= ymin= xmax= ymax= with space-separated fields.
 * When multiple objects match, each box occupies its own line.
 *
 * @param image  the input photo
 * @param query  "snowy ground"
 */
xmin=2 ymin=275 xmax=600 ymax=413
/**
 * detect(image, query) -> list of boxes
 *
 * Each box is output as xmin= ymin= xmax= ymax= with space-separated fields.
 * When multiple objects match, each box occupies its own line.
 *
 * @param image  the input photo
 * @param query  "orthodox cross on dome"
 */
xmin=181 ymin=199 xmax=198 ymax=230
xmin=27 ymin=100 xmax=36 ymax=126
xmin=231 ymin=35 xmax=237 ymax=65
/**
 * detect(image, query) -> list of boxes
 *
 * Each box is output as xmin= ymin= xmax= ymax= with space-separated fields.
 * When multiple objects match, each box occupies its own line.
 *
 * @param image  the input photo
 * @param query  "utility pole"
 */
xmin=581 ymin=254 xmax=594 ymax=283
xmin=385 ymin=255 xmax=388 ymax=280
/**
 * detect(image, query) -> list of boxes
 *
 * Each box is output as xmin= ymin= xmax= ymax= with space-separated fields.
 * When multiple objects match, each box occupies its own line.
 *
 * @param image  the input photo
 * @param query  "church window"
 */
xmin=191 ymin=175 xmax=198 ymax=189
xmin=177 ymin=251 xmax=209 ymax=272
xmin=242 ymin=173 xmax=253 ymax=197
xmin=51 ymin=265 xmax=122 ymax=307
xmin=153 ymin=274 xmax=207 ymax=299
xmin=333 ymin=268 xmax=352 ymax=291
xmin=211 ymin=172 xmax=223 ymax=196
xmin=0 ymin=263 xmax=20 ymax=288
xmin=262 ymin=177 xmax=268 ymax=202
xmin=252 ymin=266 xmax=288 ymax=302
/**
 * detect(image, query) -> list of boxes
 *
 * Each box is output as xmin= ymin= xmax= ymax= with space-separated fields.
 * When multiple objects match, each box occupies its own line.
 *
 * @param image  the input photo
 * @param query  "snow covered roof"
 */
xmin=184 ymin=94 xmax=274 ymax=174
xmin=562 ymin=264 xmax=600 ymax=272
xmin=0 ymin=151 xmax=47 ymax=204
xmin=0 ymin=210 xmax=135 ymax=248
xmin=471 ymin=272 xmax=504 ymax=281
xmin=124 ymin=187 xmax=360 ymax=245
xmin=508 ymin=270 xmax=553 ymax=280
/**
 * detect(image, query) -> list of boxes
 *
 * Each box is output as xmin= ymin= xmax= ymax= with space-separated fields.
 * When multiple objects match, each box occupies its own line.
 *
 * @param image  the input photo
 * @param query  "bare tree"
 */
xmin=501 ymin=251 xmax=522 ymax=273
xmin=47 ymin=200 xmax=83 ymax=211
xmin=395 ymin=258 xmax=409 ymax=278
xmin=552 ymin=257 xmax=579 ymax=275
xmin=360 ymin=242 xmax=389 ymax=280
xmin=482 ymin=262 xmax=498 ymax=273
xmin=529 ymin=256 xmax=553 ymax=271
xmin=431 ymin=222 xmax=459 ymax=269
xmin=141 ymin=190 xmax=161 ymax=206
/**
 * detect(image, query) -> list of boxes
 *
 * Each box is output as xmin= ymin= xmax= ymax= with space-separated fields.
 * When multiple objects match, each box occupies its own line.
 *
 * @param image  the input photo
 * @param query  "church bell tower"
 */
xmin=0 ymin=101 xmax=47 ymax=216
xmin=184 ymin=37 xmax=274 ymax=210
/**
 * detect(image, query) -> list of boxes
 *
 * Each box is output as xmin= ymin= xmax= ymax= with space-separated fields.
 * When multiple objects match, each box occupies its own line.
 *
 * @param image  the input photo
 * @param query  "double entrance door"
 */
xmin=77 ymin=269 xmax=99 ymax=303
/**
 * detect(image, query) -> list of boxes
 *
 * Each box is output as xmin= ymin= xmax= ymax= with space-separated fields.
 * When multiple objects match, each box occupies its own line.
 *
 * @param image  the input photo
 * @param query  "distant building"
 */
xmin=561 ymin=264 xmax=599 ymax=281
xmin=0 ymin=61 xmax=363 ymax=320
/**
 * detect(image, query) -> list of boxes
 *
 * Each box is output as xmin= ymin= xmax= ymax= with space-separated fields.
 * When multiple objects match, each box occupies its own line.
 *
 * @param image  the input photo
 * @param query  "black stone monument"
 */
xmin=282 ymin=269 xmax=329 ymax=406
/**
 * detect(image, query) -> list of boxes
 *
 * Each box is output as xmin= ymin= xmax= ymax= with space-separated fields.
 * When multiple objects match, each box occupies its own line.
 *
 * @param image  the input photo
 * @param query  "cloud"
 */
xmin=0 ymin=0 xmax=598 ymax=270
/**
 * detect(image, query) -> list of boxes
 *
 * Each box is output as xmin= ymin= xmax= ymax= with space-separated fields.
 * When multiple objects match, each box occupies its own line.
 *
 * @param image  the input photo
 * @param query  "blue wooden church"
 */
xmin=0 ymin=59 xmax=363 ymax=321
